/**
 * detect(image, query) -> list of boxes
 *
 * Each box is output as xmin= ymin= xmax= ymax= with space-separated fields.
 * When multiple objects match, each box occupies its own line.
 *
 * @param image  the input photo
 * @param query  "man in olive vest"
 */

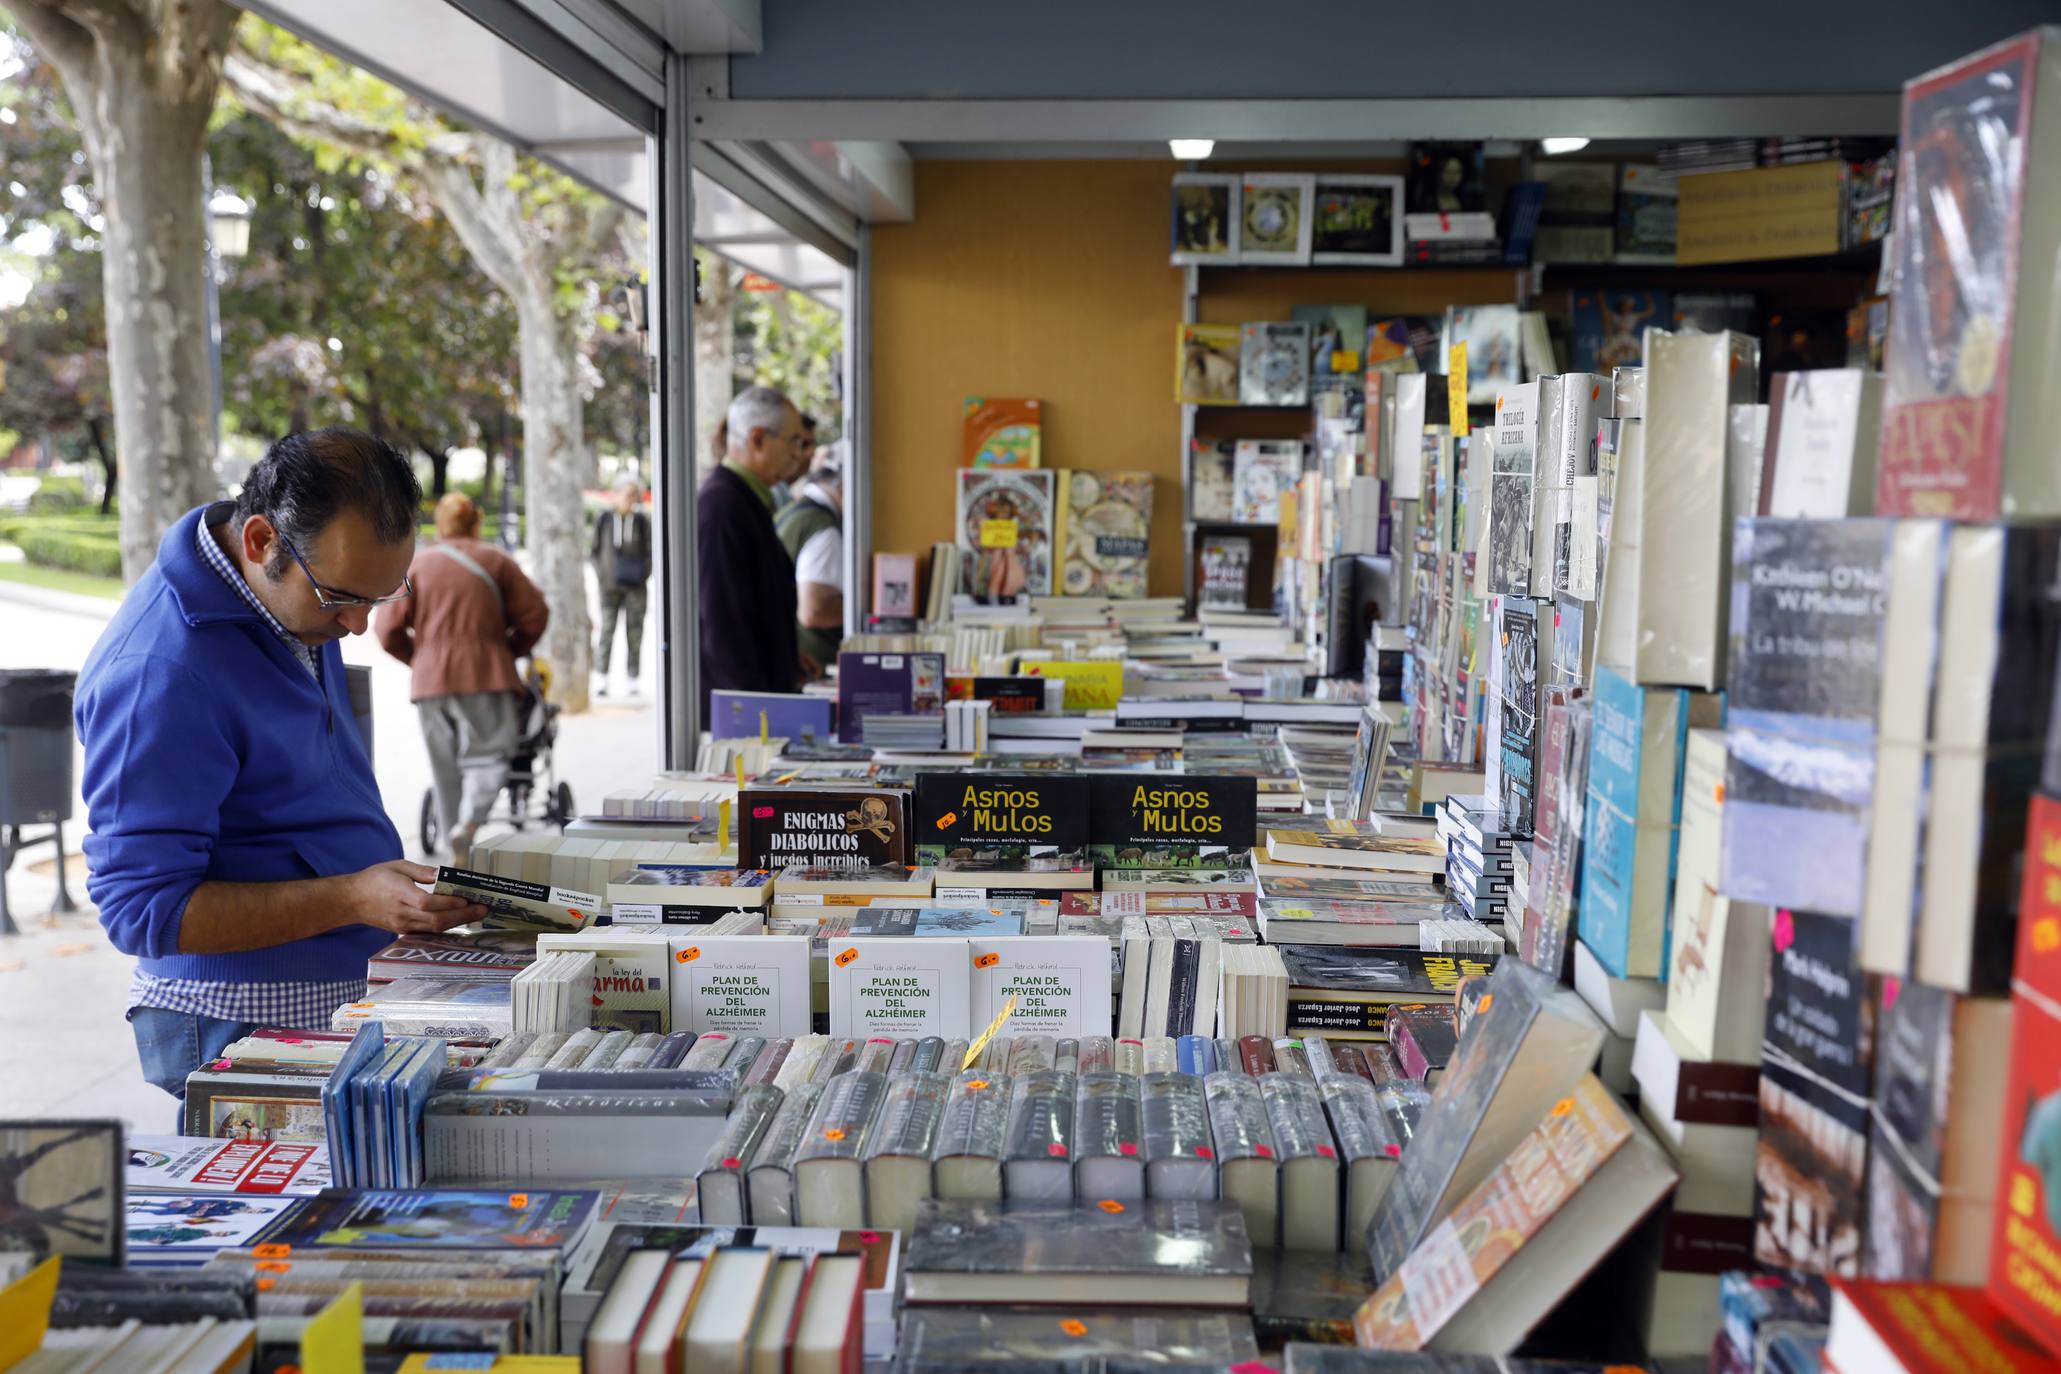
xmin=775 ymin=449 xmax=843 ymax=679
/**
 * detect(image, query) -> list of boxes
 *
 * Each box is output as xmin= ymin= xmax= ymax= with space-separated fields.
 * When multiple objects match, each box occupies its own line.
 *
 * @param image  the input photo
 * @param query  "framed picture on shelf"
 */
xmin=1407 ymin=141 xmax=1487 ymax=215
xmin=1176 ymin=323 xmax=1242 ymax=405
xmin=1312 ymin=175 xmax=1405 ymax=266
xmin=1240 ymin=173 xmax=1315 ymax=265
xmin=1170 ymin=174 xmax=1240 ymax=265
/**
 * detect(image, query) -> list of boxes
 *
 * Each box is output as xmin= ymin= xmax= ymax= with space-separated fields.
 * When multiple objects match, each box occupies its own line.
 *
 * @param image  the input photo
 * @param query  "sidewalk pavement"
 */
xmin=0 ymin=570 xmax=662 ymax=1132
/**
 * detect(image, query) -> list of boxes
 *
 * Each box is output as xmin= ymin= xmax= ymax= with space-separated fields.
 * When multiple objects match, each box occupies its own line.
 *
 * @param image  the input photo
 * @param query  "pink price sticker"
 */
xmin=1316 ymin=1144 xmax=1336 ymax=1159
xmin=1118 ymin=1141 xmax=1138 ymax=1156
xmin=1254 ymin=1144 xmax=1274 ymax=1159
xmin=1046 ymin=1142 xmax=1068 ymax=1157
xmin=1195 ymin=1145 xmax=1214 ymax=1161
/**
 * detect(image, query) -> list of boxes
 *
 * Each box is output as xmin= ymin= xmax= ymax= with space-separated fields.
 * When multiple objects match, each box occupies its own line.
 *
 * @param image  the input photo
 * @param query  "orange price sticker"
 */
xmin=257 ymin=1278 xmax=276 ymax=1292
xmin=508 ymin=1193 xmax=530 ymax=1208
xmin=1476 ymin=994 xmax=1493 ymax=1013
xmin=2035 ymin=919 xmax=2061 ymax=955
xmin=974 ymin=953 xmax=1000 ymax=969
xmin=1097 ymin=1199 xmax=1125 ymax=1214
xmin=1059 ymin=1320 xmax=1088 ymax=1338
xmin=935 ymin=811 xmax=957 ymax=830
xmin=1550 ymin=1098 xmax=1574 ymax=1118
xmin=824 ymin=1128 xmax=847 ymax=1142
xmin=676 ymin=946 xmax=702 ymax=964
xmin=835 ymin=947 xmax=860 ymax=968
xmin=965 ymin=1079 xmax=989 ymax=1090
xmin=256 ymin=1260 xmax=291 ymax=1273
xmin=253 ymin=1244 xmax=292 ymax=1259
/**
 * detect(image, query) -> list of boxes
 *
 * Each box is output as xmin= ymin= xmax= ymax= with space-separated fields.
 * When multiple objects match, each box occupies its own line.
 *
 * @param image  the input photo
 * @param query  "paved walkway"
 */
xmin=0 ymin=572 xmax=660 ymax=1132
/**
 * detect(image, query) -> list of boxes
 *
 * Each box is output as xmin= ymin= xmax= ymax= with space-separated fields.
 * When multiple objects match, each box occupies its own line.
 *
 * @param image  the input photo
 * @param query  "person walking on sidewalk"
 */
xmin=591 ymin=476 xmax=652 ymax=697
xmin=75 ymin=429 xmax=490 ymax=1107
xmin=376 ymin=492 xmax=548 ymax=861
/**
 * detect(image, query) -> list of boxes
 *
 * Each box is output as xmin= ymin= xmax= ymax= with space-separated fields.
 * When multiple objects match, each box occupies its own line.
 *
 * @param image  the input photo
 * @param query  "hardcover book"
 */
xmin=1493 ymin=596 xmax=1548 ymax=838
xmin=1205 ymin=1072 xmax=1281 ymax=1248
xmin=1190 ymin=439 xmax=1238 ymax=520
xmin=261 ymin=1187 xmax=598 ymax=1252
xmin=126 ymin=1135 xmax=332 ymax=1197
xmin=664 ymin=933 xmax=811 ymax=1038
xmin=1755 ymin=909 xmax=1875 ymax=1277
xmin=1240 ymin=325 xmax=1312 ymax=406
xmin=739 ymin=787 xmax=911 ymax=872
xmin=1487 ymin=383 xmax=1540 ymax=596
xmin=1990 ymin=791 xmax=2061 ymax=1347
xmin=1171 ymin=174 xmax=1240 ymax=266
xmin=826 ymin=938 xmax=971 ymax=1041
xmin=1665 ymin=729 xmax=1772 ymax=1064
xmin=1087 ymin=775 xmax=1259 ymax=864
xmin=1232 ymin=439 xmax=1304 ymax=523
xmin=1059 ymin=470 xmax=1154 ymax=599
xmin=368 ymin=931 xmax=537 ymax=984
xmin=900 ymin=1307 xmax=1258 ymax=1372
xmin=956 ymin=469 xmax=1056 ymax=598
xmin=1140 ymin=1071 xmax=1216 ymax=1201
xmin=913 ymin=772 xmax=1090 ymax=865
xmin=835 ymin=650 xmax=946 ymax=745
xmin=1862 ymin=981 xmax=2011 ymax=1285
xmin=1366 ymin=957 xmax=1607 ymax=1277
xmin=1877 ymin=30 xmax=2061 ymax=520
xmin=1072 ymin=1071 xmax=1146 ymax=1201
xmin=1763 ymin=370 xmax=1885 ymax=518
xmin=968 ymin=936 xmax=1111 ymax=1040
xmin=1275 ymin=945 xmax=1496 ymax=1040
xmin=1828 ymin=1280 xmax=2052 ymax=1374
xmin=1000 ymin=1069 xmax=1078 ymax=1201
xmin=931 ymin=1070 xmax=1013 ymax=1201
xmin=2 ymin=1120 xmax=125 ymax=1262
xmin=962 ymin=397 xmax=1041 ymax=470
xmin=1721 ymin=518 xmax=1895 ymax=919
xmin=1581 ymin=666 xmax=1706 ymax=980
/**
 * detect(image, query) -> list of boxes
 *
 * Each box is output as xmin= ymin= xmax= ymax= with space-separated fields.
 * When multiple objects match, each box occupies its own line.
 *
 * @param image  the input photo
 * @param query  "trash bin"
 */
xmin=0 ymin=669 xmax=75 ymax=827
xmin=345 ymin=663 xmax=374 ymax=758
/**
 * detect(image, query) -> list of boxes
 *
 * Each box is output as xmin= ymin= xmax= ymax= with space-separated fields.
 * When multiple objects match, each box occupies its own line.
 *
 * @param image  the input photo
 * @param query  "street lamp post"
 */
xmin=202 ymin=172 xmax=251 ymax=474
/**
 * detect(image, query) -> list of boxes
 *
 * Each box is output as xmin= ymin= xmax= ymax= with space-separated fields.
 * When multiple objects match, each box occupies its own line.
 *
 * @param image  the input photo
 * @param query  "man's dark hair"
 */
xmin=800 ymin=413 xmax=818 ymax=434
xmin=235 ymin=428 xmax=421 ymax=577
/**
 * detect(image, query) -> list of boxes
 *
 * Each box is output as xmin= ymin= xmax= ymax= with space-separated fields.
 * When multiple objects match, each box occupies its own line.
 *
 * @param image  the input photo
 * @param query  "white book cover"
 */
xmin=666 ymin=934 xmax=812 ymax=1038
xmin=1487 ymin=383 xmax=1539 ymax=597
xmin=126 ymin=1136 xmax=332 ymax=1195
xmin=1232 ymin=440 xmax=1302 ymax=524
xmin=537 ymin=929 xmax=673 ymax=1033
xmin=827 ymin=937 xmax=972 ymax=1040
xmin=967 ymin=935 xmax=1113 ymax=1039
xmin=1766 ymin=369 xmax=1881 ymax=518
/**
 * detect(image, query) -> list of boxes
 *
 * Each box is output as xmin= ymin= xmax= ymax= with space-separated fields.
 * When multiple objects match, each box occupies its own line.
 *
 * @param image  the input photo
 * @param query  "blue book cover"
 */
xmin=321 ymin=1023 xmax=385 ymax=1188
xmin=1175 ymin=1035 xmax=1217 ymax=1076
xmin=1580 ymin=666 xmax=1689 ymax=979
xmin=710 ymin=690 xmax=834 ymax=744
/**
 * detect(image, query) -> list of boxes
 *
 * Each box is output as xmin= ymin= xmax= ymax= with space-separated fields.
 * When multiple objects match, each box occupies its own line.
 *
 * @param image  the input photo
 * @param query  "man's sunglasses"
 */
xmin=279 ymin=537 xmax=413 ymax=611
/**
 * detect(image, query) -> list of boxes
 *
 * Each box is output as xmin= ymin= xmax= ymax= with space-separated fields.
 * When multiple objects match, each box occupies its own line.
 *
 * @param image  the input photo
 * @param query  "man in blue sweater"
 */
xmin=76 ymin=429 xmax=488 ymax=1108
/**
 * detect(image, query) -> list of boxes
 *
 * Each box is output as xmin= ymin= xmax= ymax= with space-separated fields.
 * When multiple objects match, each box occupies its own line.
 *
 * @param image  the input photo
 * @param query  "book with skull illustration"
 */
xmin=1057 ymin=470 xmax=1154 ymax=599
xmin=739 ymin=788 xmax=911 ymax=871
xmin=2 ymin=1119 xmax=125 ymax=1262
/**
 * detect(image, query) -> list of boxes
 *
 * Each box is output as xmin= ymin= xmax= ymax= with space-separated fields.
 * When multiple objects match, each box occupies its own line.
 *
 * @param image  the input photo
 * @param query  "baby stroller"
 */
xmin=418 ymin=659 xmax=575 ymax=855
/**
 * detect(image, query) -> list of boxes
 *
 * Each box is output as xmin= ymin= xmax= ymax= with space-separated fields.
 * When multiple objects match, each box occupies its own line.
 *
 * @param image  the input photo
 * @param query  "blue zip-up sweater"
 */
xmin=76 ymin=505 xmax=400 ymax=983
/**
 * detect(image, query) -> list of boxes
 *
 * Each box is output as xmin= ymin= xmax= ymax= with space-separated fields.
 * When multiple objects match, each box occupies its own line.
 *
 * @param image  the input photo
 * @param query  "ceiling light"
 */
xmin=1540 ymin=137 xmax=1592 ymax=156
xmin=1169 ymin=139 xmax=1215 ymax=160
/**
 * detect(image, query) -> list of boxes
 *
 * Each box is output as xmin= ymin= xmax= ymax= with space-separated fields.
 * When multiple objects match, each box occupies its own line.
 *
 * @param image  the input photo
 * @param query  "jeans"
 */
xmin=597 ymin=582 xmax=647 ymax=677
xmin=130 ymin=1006 xmax=252 ymax=1126
xmin=417 ymin=690 xmax=521 ymax=838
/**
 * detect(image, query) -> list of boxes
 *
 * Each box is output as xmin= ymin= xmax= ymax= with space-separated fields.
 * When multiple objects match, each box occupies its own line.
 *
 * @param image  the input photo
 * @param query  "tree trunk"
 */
xmin=74 ymin=39 xmax=223 ymax=580
xmin=426 ymin=446 xmax=451 ymax=499
xmin=693 ymin=253 xmax=737 ymax=473
xmin=87 ymin=418 xmax=117 ymax=516
xmin=516 ymin=294 xmax=593 ymax=713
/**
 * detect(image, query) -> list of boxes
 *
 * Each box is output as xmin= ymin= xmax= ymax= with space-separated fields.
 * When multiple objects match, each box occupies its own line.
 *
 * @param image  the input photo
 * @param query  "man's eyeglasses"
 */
xmin=279 ymin=537 xmax=413 ymax=611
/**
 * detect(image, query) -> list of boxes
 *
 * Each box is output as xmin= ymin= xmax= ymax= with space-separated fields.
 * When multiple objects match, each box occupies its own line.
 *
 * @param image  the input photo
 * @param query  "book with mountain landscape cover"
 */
xmin=1722 ymin=518 xmax=1894 ymax=920
xmin=1755 ymin=908 xmax=1875 ymax=1277
xmin=1366 ymin=957 xmax=1607 ymax=1278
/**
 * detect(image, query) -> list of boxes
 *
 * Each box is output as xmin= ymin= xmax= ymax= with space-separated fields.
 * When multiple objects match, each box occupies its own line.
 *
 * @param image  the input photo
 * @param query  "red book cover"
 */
xmin=1238 ymin=1035 xmax=1278 ymax=1076
xmin=1832 ymin=1280 xmax=2051 ymax=1372
xmin=1876 ymin=33 xmax=2039 ymax=518
xmin=1990 ymin=791 xmax=2061 ymax=1352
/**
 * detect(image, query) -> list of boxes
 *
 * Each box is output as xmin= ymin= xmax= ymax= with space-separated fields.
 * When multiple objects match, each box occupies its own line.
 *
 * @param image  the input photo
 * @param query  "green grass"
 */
xmin=0 ymin=557 xmax=124 ymax=600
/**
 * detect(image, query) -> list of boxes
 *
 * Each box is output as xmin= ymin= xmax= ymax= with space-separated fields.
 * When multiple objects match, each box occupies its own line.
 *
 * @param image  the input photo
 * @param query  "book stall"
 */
xmin=9 ymin=20 xmax=2061 ymax=1374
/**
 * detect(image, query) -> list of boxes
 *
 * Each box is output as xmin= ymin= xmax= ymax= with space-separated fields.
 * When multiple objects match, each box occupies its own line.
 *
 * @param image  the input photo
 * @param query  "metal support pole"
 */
xmin=842 ymin=232 xmax=872 ymax=637
xmin=50 ymin=822 xmax=76 ymax=913
xmin=653 ymin=52 xmax=701 ymax=768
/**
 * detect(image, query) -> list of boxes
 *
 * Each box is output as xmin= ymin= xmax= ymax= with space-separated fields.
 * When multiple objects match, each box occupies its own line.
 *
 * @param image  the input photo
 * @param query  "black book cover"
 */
xmin=1165 ymin=938 xmax=1200 ymax=1037
xmin=1754 ymin=909 xmax=1875 ymax=1277
xmin=908 ymin=1198 xmax=1252 ymax=1282
xmin=913 ymin=772 xmax=1091 ymax=864
xmin=1861 ymin=979 xmax=1950 ymax=1281
xmin=1087 ymin=774 xmax=1260 ymax=857
xmin=1276 ymin=946 xmax=1493 ymax=1000
xmin=1723 ymin=519 xmax=1893 ymax=916
xmin=970 ymin=678 xmax=1049 ymax=714
xmin=848 ymin=908 xmax=918 ymax=938
xmin=1495 ymin=596 xmax=1542 ymax=838
xmin=738 ymin=788 xmax=910 ymax=871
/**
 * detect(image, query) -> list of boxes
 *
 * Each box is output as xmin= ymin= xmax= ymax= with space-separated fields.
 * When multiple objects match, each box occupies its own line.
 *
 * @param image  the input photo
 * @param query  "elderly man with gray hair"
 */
xmin=698 ymin=385 xmax=806 ymax=727
xmin=591 ymin=474 xmax=652 ymax=696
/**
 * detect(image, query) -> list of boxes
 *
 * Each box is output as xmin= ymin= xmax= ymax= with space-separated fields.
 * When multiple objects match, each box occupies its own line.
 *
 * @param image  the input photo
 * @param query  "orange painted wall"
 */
xmin=866 ymin=160 xmax=1522 ymax=599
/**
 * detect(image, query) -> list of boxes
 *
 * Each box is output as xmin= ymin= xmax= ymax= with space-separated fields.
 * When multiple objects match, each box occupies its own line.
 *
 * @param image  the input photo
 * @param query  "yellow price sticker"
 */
xmin=718 ymin=798 xmax=733 ymax=851
xmin=962 ymin=994 xmax=1019 ymax=1069
xmin=734 ymin=756 xmax=746 ymax=787
xmin=979 ymin=517 xmax=1020 ymax=549
xmin=1447 ymin=342 xmax=1470 ymax=438
xmin=760 ymin=710 xmax=769 ymax=744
